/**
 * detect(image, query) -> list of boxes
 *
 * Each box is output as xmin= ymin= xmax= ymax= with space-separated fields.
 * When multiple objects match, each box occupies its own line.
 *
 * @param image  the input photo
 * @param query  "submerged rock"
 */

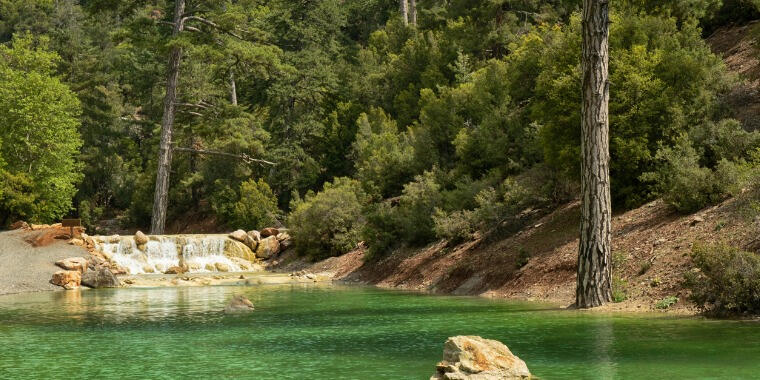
xmin=224 ymin=295 xmax=254 ymax=313
xmin=431 ymin=336 xmax=531 ymax=380
xmin=82 ymin=267 xmax=120 ymax=288
xmin=255 ymin=236 xmax=280 ymax=259
xmin=51 ymin=270 xmax=81 ymax=290
xmin=55 ymin=257 xmax=89 ymax=273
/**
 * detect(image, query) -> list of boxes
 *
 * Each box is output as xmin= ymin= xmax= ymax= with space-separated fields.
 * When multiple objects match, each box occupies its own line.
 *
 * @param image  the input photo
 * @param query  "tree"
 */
xmin=576 ymin=0 xmax=612 ymax=308
xmin=0 ymin=34 xmax=82 ymax=224
xmin=151 ymin=0 xmax=185 ymax=234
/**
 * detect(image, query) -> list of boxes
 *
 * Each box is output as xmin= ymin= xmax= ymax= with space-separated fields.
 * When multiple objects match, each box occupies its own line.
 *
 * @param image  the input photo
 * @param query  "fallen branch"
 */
xmin=172 ymin=146 xmax=276 ymax=166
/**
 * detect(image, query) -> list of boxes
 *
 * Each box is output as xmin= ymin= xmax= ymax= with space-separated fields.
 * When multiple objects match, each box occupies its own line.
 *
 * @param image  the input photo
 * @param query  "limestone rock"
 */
xmin=247 ymin=230 xmax=261 ymax=242
xmin=243 ymin=233 xmax=258 ymax=252
xmin=51 ymin=270 xmax=81 ymax=289
xmin=229 ymin=229 xmax=248 ymax=242
xmin=276 ymin=232 xmax=290 ymax=241
xmin=215 ymin=262 xmax=230 ymax=272
xmin=55 ymin=257 xmax=89 ymax=273
xmin=135 ymin=230 xmax=149 ymax=245
xmin=255 ymin=236 xmax=280 ymax=259
xmin=223 ymin=239 xmax=257 ymax=262
xmin=430 ymin=336 xmax=531 ymax=380
xmin=10 ymin=221 xmax=29 ymax=230
xmin=81 ymin=267 xmax=120 ymax=288
xmin=224 ymin=295 xmax=254 ymax=313
xmin=260 ymin=227 xmax=279 ymax=238
xmin=164 ymin=265 xmax=187 ymax=275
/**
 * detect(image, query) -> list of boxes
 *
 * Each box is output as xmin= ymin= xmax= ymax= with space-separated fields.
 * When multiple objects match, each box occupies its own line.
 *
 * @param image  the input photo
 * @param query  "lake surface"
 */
xmin=0 ymin=283 xmax=758 ymax=379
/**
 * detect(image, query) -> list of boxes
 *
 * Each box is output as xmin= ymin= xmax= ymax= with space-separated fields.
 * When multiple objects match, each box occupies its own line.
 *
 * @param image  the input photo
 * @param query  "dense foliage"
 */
xmin=1 ymin=0 xmax=758 ymax=261
xmin=686 ymin=244 xmax=760 ymax=315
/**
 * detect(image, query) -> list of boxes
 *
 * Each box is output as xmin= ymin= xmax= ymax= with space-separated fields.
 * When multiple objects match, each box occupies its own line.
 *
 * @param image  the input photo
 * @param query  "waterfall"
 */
xmin=93 ymin=235 xmax=244 ymax=275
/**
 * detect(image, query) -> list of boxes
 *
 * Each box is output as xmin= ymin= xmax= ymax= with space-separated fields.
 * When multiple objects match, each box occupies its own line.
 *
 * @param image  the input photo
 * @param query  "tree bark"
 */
xmin=400 ymin=0 xmax=409 ymax=26
xmin=576 ymin=0 xmax=612 ymax=308
xmin=409 ymin=0 xmax=417 ymax=26
xmin=150 ymin=0 xmax=186 ymax=235
xmin=230 ymin=70 xmax=237 ymax=106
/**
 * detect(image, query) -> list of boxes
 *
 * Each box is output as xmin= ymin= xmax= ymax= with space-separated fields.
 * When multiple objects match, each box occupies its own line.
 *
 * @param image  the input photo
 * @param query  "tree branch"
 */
xmin=182 ymin=16 xmax=243 ymax=39
xmin=172 ymin=146 xmax=276 ymax=166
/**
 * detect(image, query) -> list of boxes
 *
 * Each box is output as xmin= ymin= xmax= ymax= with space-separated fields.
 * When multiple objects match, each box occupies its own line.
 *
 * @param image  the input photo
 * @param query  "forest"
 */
xmin=2 ymin=0 xmax=760 ymax=264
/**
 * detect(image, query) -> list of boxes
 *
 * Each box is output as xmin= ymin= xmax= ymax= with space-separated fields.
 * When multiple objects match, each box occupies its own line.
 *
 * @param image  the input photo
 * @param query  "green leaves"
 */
xmin=0 ymin=34 xmax=82 ymax=223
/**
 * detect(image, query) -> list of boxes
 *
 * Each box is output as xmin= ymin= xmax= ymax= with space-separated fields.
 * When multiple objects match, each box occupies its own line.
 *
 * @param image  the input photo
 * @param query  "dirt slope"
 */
xmin=273 ymin=197 xmax=758 ymax=313
xmin=708 ymin=20 xmax=760 ymax=131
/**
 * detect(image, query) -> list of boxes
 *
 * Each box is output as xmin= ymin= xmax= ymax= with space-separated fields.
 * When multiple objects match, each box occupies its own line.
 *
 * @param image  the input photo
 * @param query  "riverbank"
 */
xmin=0 ymin=229 xmax=91 ymax=295
xmin=270 ymin=196 xmax=759 ymax=315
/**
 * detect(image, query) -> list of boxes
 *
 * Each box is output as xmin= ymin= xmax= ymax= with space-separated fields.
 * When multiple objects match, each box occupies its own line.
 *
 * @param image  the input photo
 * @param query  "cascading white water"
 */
xmin=94 ymin=235 xmax=243 ymax=275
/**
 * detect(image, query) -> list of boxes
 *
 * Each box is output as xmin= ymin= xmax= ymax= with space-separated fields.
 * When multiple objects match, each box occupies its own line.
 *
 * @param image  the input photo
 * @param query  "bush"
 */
xmin=230 ymin=179 xmax=280 ymax=230
xmin=288 ymin=177 xmax=366 ymax=260
xmin=685 ymin=243 xmax=760 ymax=315
xmin=362 ymin=171 xmax=443 ymax=258
xmin=655 ymin=296 xmax=679 ymax=309
xmin=641 ymin=136 xmax=735 ymax=213
xmin=432 ymin=208 xmax=475 ymax=244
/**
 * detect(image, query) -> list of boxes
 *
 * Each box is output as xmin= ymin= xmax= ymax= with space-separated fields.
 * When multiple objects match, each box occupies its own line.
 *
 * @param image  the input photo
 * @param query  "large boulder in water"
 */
xmin=55 ymin=257 xmax=89 ymax=273
xmin=255 ymin=236 xmax=280 ymax=259
xmin=81 ymin=267 xmax=120 ymax=288
xmin=224 ymin=295 xmax=254 ymax=313
xmin=431 ymin=336 xmax=531 ymax=380
xmin=51 ymin=270 xmax=81 ymax=290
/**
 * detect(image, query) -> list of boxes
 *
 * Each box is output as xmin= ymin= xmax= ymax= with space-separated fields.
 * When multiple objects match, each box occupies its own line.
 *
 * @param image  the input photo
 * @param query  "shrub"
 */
xmin=288 ymin=177 xmax=366 ymax=260
xmin=685 ymin=243 xmax=760 ymax=315
xmin=362 ymin=171 xmax=443 ymax=258
xmin=433 ymin=208 xmax=475 ymax=244
xmin=655 ymin=296 xmax=679 ymax=310
xmin=641 ymin=136 xmax=734 ymax=213
xmin=515 ymin=247 xmax=531 ymax=269
xmin=231 ymin=179 xmax=280 ymax=230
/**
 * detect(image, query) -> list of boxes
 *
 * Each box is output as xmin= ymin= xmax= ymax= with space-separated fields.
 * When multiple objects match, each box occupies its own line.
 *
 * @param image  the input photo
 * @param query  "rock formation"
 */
xmin=51 ymin=270 xmax=82 ymax=290
xmin=255 ymin=236 xmax=280 ymax=259
xmin=81 ymin=267 xmax=120 ymax=288
xmin=431 ymin=336 xmax=531 ymax=380
xmin=55 ymin=257 xmax=89 ymax=273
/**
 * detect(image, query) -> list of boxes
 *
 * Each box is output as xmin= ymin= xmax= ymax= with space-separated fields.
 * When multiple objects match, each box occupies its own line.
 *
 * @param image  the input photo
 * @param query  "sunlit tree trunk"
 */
xmin=230 ymin=70 xmax=237 ymax=106
xmin=409 ymin=0 xmax=417 ymax=26
xmin=150 ymin=0 xmax=185 ymax=234
xmin=400 ymin=0 xmax=408 ymax=26
xmin=576 ymin=0 xmax=612 ymax=308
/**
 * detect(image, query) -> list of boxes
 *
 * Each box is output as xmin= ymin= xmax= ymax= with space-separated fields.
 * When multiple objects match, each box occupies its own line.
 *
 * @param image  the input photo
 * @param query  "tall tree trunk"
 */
xmin=400 ymin=0 xmax=408 ymax=26
xmin=409 ymin=0 xmax=417 ymax=26
xmin=150 ymin=0 xmax=186 ymax=235
xmin=230 ymin=70 xmax=237 ymax=106
xmin=576 ymin=0 xmax=612 ymax=308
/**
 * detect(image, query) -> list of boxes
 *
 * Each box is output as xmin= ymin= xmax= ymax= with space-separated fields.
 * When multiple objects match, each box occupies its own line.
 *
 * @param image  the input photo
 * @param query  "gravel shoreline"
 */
xmin=0 ymin=230 xmax=89 ymax=296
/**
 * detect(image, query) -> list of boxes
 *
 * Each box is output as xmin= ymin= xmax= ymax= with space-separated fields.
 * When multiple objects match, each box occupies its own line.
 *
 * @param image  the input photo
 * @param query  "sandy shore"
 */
xmin=0 ymin=230 xmax=89 ymax=295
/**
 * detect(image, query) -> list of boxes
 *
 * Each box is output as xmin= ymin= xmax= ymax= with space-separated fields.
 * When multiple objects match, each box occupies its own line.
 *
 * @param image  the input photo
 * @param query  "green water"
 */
xmin=0 ymin=284 xmax=758 ymax=379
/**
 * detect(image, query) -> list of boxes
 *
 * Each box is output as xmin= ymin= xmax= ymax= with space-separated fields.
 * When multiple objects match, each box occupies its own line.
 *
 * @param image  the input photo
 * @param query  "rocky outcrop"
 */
xmin=51 ymin=270 xmax=81 ymax=290
xmin=10 ymin=221 xmax=29 ymax=230
xmin=55 ymin=257 xmax=89 ymax=273
xmin=81 ymin=267 xmax=120 ymax=288
xmin=255 ymin=236 xmax=280 ymax=259
xmin=224 ymin=295 xmax=254 ymax=313
xmin=431 ymin=336 xmax=531 ymax=380
xmin=260 ymin=227 xmax=279 ymax=238
xmin=229 ymin=229 xmax=248 ymax=242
